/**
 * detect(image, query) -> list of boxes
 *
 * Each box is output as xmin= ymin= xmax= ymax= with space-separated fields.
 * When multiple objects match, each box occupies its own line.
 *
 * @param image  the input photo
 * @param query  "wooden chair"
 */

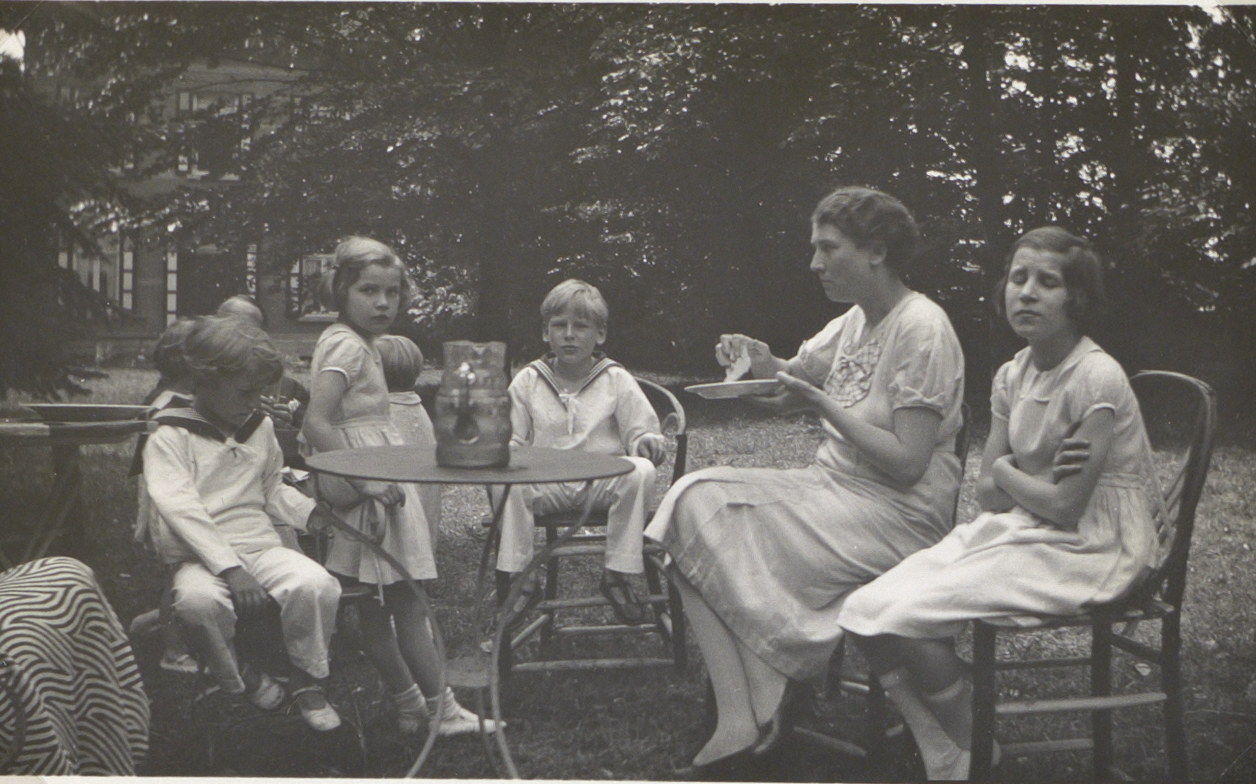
xmin=496 ymin=377 xmax=689 ymax=675
xmin=791 ymin=403 xmax=972 ymax=763
xmin=969 ymin=370 xmax=1216 ymax=781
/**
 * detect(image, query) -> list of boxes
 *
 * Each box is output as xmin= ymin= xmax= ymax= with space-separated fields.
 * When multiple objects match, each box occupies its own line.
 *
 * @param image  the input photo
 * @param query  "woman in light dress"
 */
xmin=644 ymin=186 xmax=966 ymax=773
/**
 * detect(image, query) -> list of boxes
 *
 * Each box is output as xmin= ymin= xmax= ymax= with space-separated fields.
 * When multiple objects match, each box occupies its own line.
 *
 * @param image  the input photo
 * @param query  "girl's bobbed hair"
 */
xmin=376 ymin=334 xmax=425 ymax=392
xmin=540 ymin=279 xmax=609 ymax=329
xmin=151 ymin=318 xmax=196 ymax=381
xmin=811 ymin=186 xmax=922 ymax=275
xmin=329 ymin=236 xmax=413 ymax=314
xmin=182 ymin=315 xmax=284 ymax=387
xmin=995 ymin=226 xmax=1108 ymax=335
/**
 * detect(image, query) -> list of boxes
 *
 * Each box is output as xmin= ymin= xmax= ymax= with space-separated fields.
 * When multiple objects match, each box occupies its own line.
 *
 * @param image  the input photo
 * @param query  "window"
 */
xmin=289 ymin=253 xmax=337 ymax=320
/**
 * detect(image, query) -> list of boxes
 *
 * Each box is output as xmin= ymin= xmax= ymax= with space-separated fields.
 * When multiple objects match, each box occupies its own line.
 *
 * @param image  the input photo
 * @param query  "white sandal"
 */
xmin=290 ymin=685 xmax=341 ymax=732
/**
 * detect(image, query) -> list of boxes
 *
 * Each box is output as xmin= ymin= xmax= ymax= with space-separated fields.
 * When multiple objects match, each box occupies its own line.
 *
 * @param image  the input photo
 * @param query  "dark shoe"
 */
xmin=673 ymin=746 xmax=756 ymax=781
xmin=599 ymin=570 xmax=647 ymax=625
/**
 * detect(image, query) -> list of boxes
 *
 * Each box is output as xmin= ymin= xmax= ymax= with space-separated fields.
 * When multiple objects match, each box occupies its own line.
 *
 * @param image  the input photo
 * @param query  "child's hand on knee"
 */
xmin=635 ymin=434 xmax=667 ymax=466
xmin=222 ymin=566 xmax=270 ymax=617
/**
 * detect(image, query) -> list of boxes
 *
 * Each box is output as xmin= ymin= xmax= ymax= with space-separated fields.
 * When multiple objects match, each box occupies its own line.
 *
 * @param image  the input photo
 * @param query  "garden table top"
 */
xmin=0 ymin=405 xmax=147 ymax=567
xmin=304 ymin=444 xmax=633 ymax=485
xmin=0 ymin=404 xmax=146 ymax=446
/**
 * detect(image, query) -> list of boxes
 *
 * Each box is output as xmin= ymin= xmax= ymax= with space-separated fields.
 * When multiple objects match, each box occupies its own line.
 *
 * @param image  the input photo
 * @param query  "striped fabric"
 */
xmin=0 ymin=557 xmax=149 ymax=774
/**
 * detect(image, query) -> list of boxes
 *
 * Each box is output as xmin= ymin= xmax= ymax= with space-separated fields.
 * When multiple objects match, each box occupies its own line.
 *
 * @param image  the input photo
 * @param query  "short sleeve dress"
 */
xmin=644 ymin=292 xmax=965 ymax=681
xmin=301 ymin=323 xmax=436 ymax=583
xmin=839 ymin=337 xmax=1160 ymax=640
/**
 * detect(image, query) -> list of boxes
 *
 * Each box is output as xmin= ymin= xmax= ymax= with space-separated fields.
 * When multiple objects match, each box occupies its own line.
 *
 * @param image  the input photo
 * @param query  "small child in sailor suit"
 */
xmin=494 ymin=279 xmax=666 ymax=624
xmin=142 ymin=315 xmax=342 ymax=731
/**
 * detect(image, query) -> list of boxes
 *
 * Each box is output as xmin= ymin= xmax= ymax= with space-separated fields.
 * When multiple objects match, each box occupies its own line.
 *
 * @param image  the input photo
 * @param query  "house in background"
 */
xmin=48 ymin=56 xmax=337 ymax=363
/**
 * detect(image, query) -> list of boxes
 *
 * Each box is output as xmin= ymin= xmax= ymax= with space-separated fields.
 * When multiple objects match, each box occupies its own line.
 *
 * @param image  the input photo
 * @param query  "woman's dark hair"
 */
xmin=329 ymin=236 xmax=413 ymax=313
xmin=994 ymin=226 xmax=1108 ymax=335
xmin=811 ymin=186 xmax=922 ymax=275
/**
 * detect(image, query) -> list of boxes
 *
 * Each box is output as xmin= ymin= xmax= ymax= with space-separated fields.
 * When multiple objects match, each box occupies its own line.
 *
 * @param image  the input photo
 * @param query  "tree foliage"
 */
xmin=7 ymin=3 xmax=1256 ymax=405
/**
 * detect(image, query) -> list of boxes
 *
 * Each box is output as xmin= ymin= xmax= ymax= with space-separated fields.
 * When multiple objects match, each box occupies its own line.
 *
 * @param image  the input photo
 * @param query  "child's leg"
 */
xmin=855 ymin=633 xmax=975 ymax=778
xmin=596 ymin=456 xmax=656 ymax=575
xmin=169 ymin=562 xmax=245 ymax=694
xmin=352 ymin=590 xmax=430 ymax=733
xmin=492 ymin=483 xmax=544 ymax=573
xmin=378 ymin=582 xmax=504 ymax=736
xmin=158 ymin=583 xmax=195 ymax=669
xmin=357 ymin=588 xmax=419 ymax=693
xmin=247 ymin=548 xmax=341 ymax=682
xmin=382 ymin=581 xmax=443 ymax=698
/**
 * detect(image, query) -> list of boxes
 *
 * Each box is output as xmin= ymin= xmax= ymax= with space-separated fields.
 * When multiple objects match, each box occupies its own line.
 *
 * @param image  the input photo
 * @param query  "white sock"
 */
xmin=426 ymin=686 xmax=462 ymax=720
xmin=393 ymin=683 xmax=424 ymax=709
xmin=880 ymin=668 xmax=968 ymax=780
xmin=923 ymin=677 xmax=972 ymax=751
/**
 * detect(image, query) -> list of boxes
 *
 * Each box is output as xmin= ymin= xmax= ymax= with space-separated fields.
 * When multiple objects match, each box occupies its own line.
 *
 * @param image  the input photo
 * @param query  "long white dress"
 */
xmin=644 ymin=292 xmax=965 ymax=680
xmin=839 ymin=337 xmax=1160 ymax=640
xmin=302 ymin=323 xmax=436 ymax=583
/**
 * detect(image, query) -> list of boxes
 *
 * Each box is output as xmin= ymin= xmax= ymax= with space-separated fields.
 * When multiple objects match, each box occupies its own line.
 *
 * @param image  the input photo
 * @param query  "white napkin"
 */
xmin=724 ymin=346 xmax=752 ymax=382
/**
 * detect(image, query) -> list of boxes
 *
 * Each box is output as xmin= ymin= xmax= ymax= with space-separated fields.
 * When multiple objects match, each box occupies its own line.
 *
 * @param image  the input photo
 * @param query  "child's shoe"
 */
xmin=427 ymin=687 xmax=504 ymax=736
xmin=242 ymin=667 xmax=286 ymax=711
xmin=160 ymin=652 xmax=200 ymax=675
xmin=393 ymin=684 xmax=427 ymax=734
xmin=291 ymin=685 xmax=341 ymax=732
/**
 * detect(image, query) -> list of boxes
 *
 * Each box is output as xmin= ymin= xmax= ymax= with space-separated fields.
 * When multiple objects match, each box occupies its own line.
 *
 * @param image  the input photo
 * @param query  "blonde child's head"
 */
xmin=995 ymin=226 xmax=1107 ymax=335
xmin=216 ymin=294 xmax=266 ymax=329
xmin=540 ymin=279 xmax=609 ymax=330
xmin=182 ymin=316 xmax=284 ymax=390
xmin=377 ymin=335 xmax=425 ymax=393
xmin=152 ymin=318 xmax=196 ymax=384
xmin=329 ymin=236 xmax=413 ymax=314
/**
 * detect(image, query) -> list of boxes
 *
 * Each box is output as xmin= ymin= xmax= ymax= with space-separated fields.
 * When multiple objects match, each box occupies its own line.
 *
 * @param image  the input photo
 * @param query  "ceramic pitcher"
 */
xmin=433 ymin=341 xmax=511 ymax=468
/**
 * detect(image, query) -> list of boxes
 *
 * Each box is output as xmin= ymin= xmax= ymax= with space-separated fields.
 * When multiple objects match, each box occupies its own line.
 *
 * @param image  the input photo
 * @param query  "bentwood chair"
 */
xmin=494 ymin=377 xmax=689 ymax=676
xmin=968 ymin=370 xmax=1216 ymax=781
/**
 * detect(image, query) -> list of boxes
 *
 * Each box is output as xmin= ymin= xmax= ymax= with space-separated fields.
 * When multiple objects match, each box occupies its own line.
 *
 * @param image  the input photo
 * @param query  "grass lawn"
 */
xmin=4 ymin=366 xmax=1256 ymax=781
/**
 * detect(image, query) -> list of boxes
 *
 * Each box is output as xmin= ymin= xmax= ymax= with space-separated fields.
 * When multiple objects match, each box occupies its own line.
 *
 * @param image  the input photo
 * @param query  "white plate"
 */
xmin=684 ymin=380 xmax=784 ymax=400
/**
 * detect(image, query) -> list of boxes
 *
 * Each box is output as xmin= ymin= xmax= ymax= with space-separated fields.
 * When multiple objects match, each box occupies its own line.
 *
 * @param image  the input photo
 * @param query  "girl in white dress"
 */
xmin=302 ymin=237 xmax=499 ymax=737
xmin=840 ymin=227 xmax=1160 ymax=779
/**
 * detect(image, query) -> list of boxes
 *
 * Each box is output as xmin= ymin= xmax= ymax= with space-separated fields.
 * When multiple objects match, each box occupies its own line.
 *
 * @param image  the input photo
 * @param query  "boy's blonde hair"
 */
xmin=376 ymin=334 xmax=425 ymax=392
xmin=328 ymin=236 xmax=414 ymax=313
xmin=540 ymin=279 xmax=609 ymax=329
xmin=182 ymin=316 xmax=284 ymax=388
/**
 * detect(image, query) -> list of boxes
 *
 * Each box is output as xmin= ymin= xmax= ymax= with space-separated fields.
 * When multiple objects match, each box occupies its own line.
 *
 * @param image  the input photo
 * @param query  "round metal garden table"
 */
xmin=304 ymin=444 xmax=632 ymax=778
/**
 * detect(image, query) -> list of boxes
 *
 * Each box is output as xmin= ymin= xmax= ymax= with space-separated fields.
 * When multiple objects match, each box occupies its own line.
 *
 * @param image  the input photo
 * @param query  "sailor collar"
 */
xmin=153 ymin=407 xmax=268 ymax=444
xmin=529 ymin=353 xmax=620 ymax=398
